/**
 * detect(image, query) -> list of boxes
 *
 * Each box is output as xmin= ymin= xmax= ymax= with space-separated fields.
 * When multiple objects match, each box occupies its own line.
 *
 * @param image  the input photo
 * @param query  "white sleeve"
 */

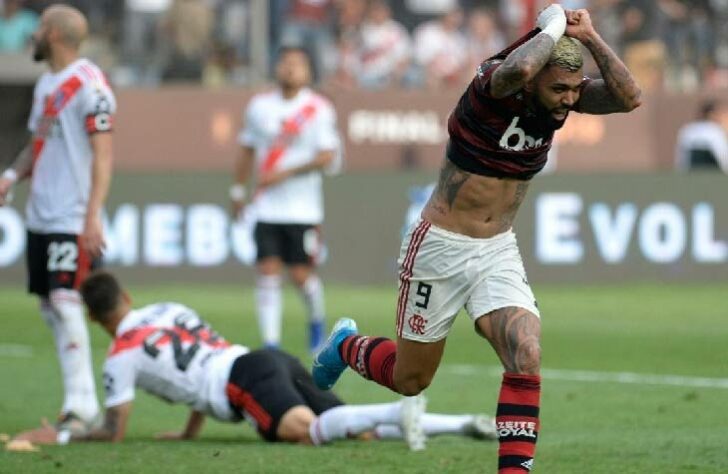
xmin=315 ymin=104 xmax=339 ymax=151
xmin=102 ymin=353 xmax=136 ymax=408
xmin=316 ymin=104 xmax=344 ymax=175
xmin=237 ymin=101 xmax=258 ymax=147
xmin=80 ymin=80 xmax=117 ymax=134
xmin=710 ymin=129 xmax=728 ymax=173
xmin=27 ymin=81 xmax=43 ymax=133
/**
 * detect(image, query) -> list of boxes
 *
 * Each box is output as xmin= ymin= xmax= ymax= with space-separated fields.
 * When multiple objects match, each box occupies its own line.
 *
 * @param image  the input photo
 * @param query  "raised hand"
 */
xmin=536 ymin=4 xmax=566 ymax=31
xmin=564 ymin=9 xmax=597 ymax=43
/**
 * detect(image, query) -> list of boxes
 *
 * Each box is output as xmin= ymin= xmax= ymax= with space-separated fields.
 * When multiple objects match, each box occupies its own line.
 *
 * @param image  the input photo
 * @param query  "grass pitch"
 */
xmin=1 ymin=282 xmax=727 ymax=473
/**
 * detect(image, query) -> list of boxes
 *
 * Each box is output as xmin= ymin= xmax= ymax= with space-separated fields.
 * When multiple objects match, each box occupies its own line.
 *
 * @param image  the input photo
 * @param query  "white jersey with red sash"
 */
xmin=26 ymin=58 xmax=116 ymax=234
xmin=102 ymin=303 xmax=250 ymax=422
xmin=238 ymin=88 xmax=339 ymax=225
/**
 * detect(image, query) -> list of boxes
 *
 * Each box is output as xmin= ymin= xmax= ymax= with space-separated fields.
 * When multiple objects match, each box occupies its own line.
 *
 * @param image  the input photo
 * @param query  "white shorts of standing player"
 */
xmin=396 ymin=219 xmax=540 ymax=343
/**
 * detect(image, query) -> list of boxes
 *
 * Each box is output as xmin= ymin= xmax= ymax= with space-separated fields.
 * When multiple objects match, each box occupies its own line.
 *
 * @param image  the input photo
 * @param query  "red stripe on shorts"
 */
xmin=396 ymin=221 xmax=430 ymax=336
xmin=225 ymin=383 xmax=272 ymax=432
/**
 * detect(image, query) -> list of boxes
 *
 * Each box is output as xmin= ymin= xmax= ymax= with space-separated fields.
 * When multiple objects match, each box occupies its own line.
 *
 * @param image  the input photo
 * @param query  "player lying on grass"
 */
xmin=13 ymin=271 xmax=496 ymax=449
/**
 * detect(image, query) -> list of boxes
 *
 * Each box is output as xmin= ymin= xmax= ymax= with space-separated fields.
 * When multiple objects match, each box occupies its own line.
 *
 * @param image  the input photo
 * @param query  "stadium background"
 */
xmin=1 ymin=1 xmax=727 ymax=473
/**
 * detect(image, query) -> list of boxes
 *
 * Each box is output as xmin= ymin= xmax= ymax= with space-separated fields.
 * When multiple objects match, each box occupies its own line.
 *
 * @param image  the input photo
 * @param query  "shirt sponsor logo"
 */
xmin=499 ymin=116 xmax=544 ymax=151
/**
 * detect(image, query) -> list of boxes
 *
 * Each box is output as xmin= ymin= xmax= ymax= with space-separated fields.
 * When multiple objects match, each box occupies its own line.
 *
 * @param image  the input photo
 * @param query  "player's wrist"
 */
xmin=83 ymin=212 xmax=102 ymax=227
xmin=541 ymin=16 xmax=566 ymax=43
xmin=2 ymin=168 xmax=18 ymax=184
xmin=229 ymin=183 xmax=246 ymax=202
xmin=537 ymin=4 xmax=566 ymax=42
xmin=56 ymin=429 xmax=72 ymax=445
xmin=579 ymin=30 xmax=601 ymax=48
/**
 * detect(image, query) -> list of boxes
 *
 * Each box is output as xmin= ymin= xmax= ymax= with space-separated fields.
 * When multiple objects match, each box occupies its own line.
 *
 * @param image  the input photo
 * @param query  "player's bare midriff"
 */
xmin=421 ymin=159 xmax=529 ymax=239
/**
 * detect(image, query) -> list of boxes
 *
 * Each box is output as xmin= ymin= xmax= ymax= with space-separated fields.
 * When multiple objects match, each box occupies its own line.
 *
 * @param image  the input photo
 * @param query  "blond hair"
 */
xmin=548 ymin=37 xmax=583 ymax=72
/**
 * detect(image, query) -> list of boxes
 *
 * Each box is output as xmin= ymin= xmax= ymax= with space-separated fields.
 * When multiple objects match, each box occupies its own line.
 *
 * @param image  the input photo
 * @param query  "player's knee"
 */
xmin=277 ymin=425 xmax=310 ymax=444
xmin=289 ymin=268 xmax=315 ymax=289
xmin=394 ymin=371 xmax=433 ymax=396
xmin=276 ymin=406 xmax=315 ymax=443
xmin=276 ymin=420 xmax=310 ymax=443
xmin=257 ymin=258 xmax=283 ymax=276
xmin=514 ymin=339 xmax=541 ymax=375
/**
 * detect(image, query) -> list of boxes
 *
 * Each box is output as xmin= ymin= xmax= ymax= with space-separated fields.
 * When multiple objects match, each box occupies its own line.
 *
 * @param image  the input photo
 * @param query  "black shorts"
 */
xmin=226 ymin=349 xmax=343 ymax=442
xmin=254 ymin=222 xmax=322 ymax=265
xmin=26 ymin=231 xmax=101 ymax=297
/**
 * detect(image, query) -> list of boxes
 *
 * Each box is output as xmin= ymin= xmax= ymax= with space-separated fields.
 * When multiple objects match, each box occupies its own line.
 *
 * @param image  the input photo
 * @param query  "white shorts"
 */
xmin=395 ymin=219 xmax=540 ymax=342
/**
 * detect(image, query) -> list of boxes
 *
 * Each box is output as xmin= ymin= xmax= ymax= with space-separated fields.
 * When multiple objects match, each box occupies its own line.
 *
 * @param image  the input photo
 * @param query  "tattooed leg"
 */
xmin=478 ymin=307 xmax=542 ymax=473
xmin=476 ymin=306 xmax=541 ymax=375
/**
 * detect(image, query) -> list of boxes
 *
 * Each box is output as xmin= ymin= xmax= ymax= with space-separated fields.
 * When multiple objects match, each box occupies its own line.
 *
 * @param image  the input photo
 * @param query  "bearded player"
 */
xmin=313 ymin=5 xmax=641 ymax=472
xmin=0 ymin=5 xmax=115 ymax=434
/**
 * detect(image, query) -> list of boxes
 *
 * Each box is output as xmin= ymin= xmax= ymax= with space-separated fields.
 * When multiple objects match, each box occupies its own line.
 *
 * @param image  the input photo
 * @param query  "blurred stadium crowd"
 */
xmin=2 ymin=0 xmax=728 ymax=92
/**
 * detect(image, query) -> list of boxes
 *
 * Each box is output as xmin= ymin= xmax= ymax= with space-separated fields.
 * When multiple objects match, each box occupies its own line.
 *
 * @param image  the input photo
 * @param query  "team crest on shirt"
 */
xmin=408 ymin=314 xmax=428 ymax=335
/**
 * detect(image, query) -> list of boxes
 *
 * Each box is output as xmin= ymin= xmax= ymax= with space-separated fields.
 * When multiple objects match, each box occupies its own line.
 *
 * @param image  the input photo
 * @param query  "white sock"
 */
xmin=309 ymin=402 xmax=402 ymax=445
xmin=299 ymin=275 xmax=325 ymax=323
xmin=255 ymin=274 xmax=282 ymax=346
xmin=374 ymin=413 xmax=474 ymax=439
xmin=47 ymin=290 xmax=100 ymax=421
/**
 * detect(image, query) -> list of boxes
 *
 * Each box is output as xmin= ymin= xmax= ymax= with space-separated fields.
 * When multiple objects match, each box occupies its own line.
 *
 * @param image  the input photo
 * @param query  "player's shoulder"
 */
xmin=74 ymin=59 xmax=112 ymax=90
xmin=137 ymin=301 xmax=190 ymax=319
xmin=243 ymin=89 xmax=278 ymax=120
xmin=34 ymin=71 xmax=54 ymax=93
xmin=309 ymin=90 xmax=334 ymax=108
xmin=308 ymin=90 xmax=336 ymax=117
xmin=248 ymin=88 xmax=279 ymax=107
xmin=32 ymin=76 xmax=46 ymax=99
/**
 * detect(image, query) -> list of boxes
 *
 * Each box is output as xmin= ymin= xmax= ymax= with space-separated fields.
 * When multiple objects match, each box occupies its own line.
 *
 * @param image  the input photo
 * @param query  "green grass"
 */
xmin=1 ymin=282 xmax=727 ymax=473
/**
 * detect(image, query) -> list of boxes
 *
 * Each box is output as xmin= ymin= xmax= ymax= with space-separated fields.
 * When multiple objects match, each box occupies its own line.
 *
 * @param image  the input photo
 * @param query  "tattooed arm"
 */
xmin=489 ymin=4 xmax=567 ymax=98
xmin=566 ymin=9 xmax=642 ymax=114
xmin=490 ymin=34 xmax=559 ymax=99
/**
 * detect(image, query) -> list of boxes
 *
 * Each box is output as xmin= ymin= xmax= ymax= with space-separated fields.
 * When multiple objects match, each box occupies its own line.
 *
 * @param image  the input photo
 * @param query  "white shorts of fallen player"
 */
xmin=396 ymin=219 xmax=540 ymax=343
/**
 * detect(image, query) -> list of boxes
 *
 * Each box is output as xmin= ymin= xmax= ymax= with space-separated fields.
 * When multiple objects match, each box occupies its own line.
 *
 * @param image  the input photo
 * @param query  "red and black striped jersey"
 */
xmin=447 ymin=29 xmax=590 ymax=180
